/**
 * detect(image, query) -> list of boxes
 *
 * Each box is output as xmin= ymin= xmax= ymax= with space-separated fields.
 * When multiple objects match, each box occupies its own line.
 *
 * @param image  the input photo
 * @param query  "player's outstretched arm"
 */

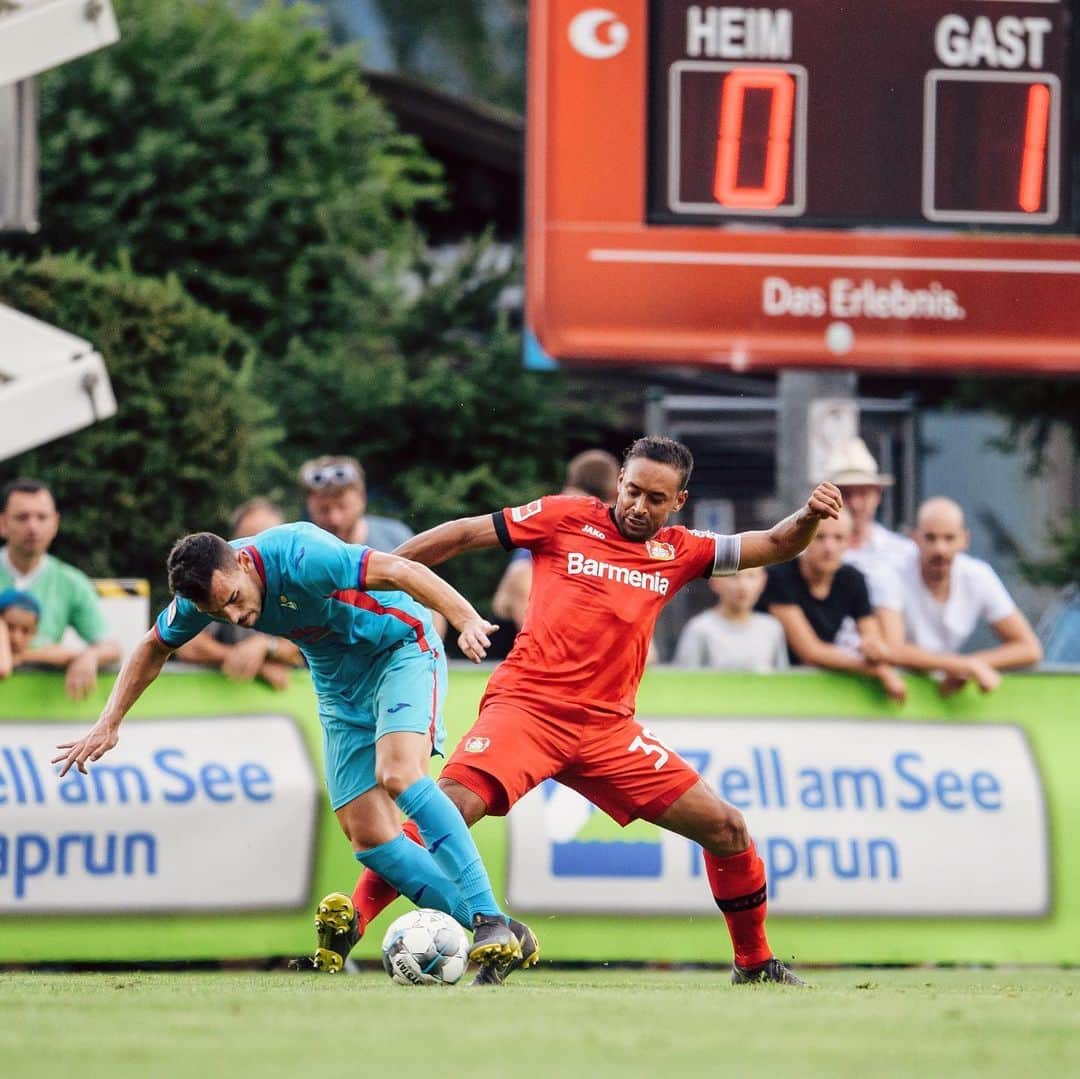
xmin=737 ymin=482 xmax=843 ymax=569
xmin=0 ymin=620 xmax=12 ymax=679
xmin=393 ymin=514 xmax=500 ymax=567
xmin=51 ymin=629 xmax=173 ymax=776
xmin=364 ymin=551 xmax=498 ymax=663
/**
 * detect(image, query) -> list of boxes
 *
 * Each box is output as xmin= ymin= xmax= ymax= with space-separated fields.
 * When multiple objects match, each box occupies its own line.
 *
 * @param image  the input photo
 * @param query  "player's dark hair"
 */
xmin=565 ymin=449 xmax=620 ymax=502
xmin=167 ymin=532 xmax=237 ymax=605
xmin=623 ymin=437 xmax=694 ymax=489
xmin=1 ymin=477 xmax=53 ymax=513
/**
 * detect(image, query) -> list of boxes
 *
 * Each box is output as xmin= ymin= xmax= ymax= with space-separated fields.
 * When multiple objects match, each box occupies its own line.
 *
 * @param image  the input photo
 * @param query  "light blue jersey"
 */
xmin=155 ymin=522 xmax=446 ymax=808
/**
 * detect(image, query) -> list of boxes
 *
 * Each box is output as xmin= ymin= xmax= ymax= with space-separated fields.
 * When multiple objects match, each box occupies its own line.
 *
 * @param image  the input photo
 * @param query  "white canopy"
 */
xmin=0 ymin=302 xmax=116 ymax=461
xmin=0 ymin=0 xmax=119 ymax=87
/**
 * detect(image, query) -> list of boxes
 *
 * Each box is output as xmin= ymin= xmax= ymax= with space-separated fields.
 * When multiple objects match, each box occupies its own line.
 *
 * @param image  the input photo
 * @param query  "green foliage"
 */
xmin=954 ymin=376 xmax=1080 ymax=585
xmin=1020 ymin=517 xmax=1080 ymax=587
xmin=272 ymin=237 xmax=625 ymax=605
xmin=369 ymin=0 xmax=527 ymax=111
xmin=956 ymin=377 xmax=1080 ymax=469
xmin=0 ymin=253 xmax=282 ymax=600
xmin=5 ymin=0 xmax=627 ymax=611
xmin=21 ymin=0 xmax=442 ymax=355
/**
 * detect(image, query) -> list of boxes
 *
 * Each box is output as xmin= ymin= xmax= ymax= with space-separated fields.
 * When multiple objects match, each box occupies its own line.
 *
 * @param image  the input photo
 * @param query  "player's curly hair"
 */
xmin=167 ymin=532 xmax=237 ymax=605
xmin=623 ymin=437 xmax=694 ymax=489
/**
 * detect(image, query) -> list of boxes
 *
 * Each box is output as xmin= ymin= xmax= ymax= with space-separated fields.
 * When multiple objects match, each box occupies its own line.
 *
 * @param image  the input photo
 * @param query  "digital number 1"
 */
xmin=925 ymin=72 xmax=1058 ymax=224
xmin=1018 ymin=82 xmax=1050 ymax=214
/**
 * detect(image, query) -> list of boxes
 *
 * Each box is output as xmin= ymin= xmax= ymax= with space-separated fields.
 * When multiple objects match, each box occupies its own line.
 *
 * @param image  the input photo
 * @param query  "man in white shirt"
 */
xmin=674 ymin=566 xmax=788 ymax=672
xmin=881 ymin=497 xmax=1043 ymax=694
xmin=824 ymin=437 xmax=914 ymax=612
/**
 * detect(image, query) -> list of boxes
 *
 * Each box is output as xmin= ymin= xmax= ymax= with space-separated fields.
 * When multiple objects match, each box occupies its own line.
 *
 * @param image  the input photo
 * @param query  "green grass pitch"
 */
xmin=2 ymin=967 xmax=1078 ymax=1078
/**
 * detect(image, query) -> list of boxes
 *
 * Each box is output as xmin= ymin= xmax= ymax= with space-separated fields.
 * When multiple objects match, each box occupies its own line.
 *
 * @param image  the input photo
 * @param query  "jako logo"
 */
xmin=566 ymin=551 xmax=669 ymax=595
xmin=568 ymin=9 xmax=629 ymax=59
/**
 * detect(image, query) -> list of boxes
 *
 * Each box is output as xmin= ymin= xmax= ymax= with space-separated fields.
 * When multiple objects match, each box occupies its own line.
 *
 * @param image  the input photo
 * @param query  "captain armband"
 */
xmin=710 ymin=534 xmax=741 ymax=577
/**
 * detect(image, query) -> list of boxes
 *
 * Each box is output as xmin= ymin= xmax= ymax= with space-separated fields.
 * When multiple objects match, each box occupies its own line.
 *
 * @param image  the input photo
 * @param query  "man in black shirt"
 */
xmin=761 ymin=510 xmax=907 ymax=700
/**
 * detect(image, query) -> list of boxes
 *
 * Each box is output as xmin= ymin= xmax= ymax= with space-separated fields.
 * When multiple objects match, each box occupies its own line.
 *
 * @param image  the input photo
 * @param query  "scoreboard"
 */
xmin=525 ymin=1 xmax=1080 ymax=373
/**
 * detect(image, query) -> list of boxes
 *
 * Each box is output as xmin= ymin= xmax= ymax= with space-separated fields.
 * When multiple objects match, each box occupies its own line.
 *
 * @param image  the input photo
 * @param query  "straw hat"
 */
xmin=824 ymin=437 xmax=894 ymax=487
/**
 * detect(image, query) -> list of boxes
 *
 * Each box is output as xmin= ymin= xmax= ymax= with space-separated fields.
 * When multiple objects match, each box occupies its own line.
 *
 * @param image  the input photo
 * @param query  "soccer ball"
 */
xmin=380 ymin=909 xmax=470 ymax=986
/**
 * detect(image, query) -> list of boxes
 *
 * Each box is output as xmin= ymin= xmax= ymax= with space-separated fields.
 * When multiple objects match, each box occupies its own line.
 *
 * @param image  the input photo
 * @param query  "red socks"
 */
xmin=703 ymin=843 xmax=773 ymax=969
xmin=351 ymin=820 xmax=421 ymax=932
xmin=354 ymin=826 xmax=773 ymax=969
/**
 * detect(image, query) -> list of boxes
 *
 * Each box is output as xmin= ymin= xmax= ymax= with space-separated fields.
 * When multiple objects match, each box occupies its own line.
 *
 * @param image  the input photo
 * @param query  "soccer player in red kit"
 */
xmin=352 ymin=437 xmax=842 ymax=985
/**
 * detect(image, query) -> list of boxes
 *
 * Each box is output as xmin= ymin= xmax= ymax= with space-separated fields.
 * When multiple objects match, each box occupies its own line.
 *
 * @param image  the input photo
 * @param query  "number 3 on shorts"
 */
xmin=627 ymin=727 xmax=671 ymax=771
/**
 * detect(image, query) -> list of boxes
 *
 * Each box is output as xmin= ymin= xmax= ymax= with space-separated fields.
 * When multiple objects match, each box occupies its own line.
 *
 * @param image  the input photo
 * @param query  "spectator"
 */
xmin=299 ymin=455 xmax=413 ymax=549
xmin=824 ymin=437 xmax=914 ymax=612
xmin=173 ymin=498 xmax=303 ymax=690
xmin=880 ymin=496 xmax=1043 ymax=695
xmin=298 ymin=456 xmax=446 ymax=639
xmin=673 ymin=566 xmax=788 ymax=672
xmin=0 ymin=478 xmax=121 ymax=698
xmin=0 ymin=588 xmax=41 ymax=680
xmin=229 ymin=496 xmax=286 ymax=539
xmin=761 ymin=509 xmax=907 ymax=700
xmin=492 ymin=449 xmax=620 ymax=629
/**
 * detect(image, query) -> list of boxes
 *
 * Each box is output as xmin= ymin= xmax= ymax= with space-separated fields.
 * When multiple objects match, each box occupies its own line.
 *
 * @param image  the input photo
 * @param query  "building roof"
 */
xmin=364 ymin=69 xmax=523 ymax=239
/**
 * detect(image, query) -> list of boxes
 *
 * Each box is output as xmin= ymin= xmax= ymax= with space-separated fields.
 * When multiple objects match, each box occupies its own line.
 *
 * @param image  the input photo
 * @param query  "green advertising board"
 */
xmin=0 ymin=668 xmax=1076 ymax=965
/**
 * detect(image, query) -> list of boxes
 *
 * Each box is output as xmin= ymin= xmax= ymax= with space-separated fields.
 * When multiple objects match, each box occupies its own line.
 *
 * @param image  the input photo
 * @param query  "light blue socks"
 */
xmin=353 ymin=834 xmax=471 ymax=927
xmin=395 ymin=776 xmax=506 ymax=923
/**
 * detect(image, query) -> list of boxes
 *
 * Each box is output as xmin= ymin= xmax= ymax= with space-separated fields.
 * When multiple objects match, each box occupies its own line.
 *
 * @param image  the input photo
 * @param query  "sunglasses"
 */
xmin=301 ymin=462 xmax=361 ymax=490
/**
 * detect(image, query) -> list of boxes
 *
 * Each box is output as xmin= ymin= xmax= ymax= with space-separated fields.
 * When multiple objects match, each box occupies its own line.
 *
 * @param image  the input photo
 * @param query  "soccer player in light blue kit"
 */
xmin=54 ymin=522 xmax=527 ymax=972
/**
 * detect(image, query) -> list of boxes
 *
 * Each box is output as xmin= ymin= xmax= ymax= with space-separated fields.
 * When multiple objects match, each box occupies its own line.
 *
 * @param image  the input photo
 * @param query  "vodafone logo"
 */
xmin=568 ymin=9 xmax=628 ymax=59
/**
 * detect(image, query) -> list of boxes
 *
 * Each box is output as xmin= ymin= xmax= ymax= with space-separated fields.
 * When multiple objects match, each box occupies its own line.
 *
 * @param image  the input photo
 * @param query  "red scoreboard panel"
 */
xmin=525 ymin=1 xmax=1080 ymax=373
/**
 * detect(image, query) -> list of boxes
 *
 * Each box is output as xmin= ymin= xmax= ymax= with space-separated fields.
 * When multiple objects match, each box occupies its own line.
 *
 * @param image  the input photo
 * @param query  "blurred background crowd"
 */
xmin=1 ymin=0 xmax=1076 ymax=700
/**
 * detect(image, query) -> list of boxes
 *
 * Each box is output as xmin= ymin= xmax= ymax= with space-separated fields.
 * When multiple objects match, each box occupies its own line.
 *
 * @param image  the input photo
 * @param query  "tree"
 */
xmin=373 ymin=0 xmax=527 ymax=112
xmin=955 ymin=376 xmax=1080 ymax=585
xmin=314 ymin=1 xmax=528 ymax=112
xmin=269 ymin=236 xmax=626 ymax=605
xmin=20 ymin=0 xmax=442 ymax=357
xmin=0 ymin=253 xmax=281 ymax=600
xmin=8 ymin=0 xmax=629 ymax=607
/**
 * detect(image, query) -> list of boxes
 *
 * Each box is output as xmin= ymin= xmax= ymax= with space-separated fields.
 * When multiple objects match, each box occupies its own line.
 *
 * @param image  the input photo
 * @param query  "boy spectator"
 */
xmin=173 ymin=498 xmax=303 ymax=690
xmin=0 ymin=588 xmax=41 ymax=679
xmin=673 ymin=566 xmax=788 ymax=672
xmin=0 ymin=479 xmax=121 ymax=698
xmin=761 ymin=510 xmax=907 ymax=700
xmin=880 ymin=497 xmax=1043 ymax=695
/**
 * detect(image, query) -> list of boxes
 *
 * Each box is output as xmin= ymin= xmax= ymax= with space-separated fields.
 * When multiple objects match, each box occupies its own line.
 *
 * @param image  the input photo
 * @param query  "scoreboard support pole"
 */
xmin=776 ymin=372 xmax=857 ymax=510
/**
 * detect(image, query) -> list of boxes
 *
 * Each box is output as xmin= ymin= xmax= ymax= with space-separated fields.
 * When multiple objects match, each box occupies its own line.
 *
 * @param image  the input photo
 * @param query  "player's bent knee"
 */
xmin=336 ymin=808 xmax=398 ymax=852
xmin=706 ymin=806 xmax=751 ymax=857
xmin=437 ymin=777 xmax=488 ymax=826
xmin=375 ymin=763 xmax=426 ymax=799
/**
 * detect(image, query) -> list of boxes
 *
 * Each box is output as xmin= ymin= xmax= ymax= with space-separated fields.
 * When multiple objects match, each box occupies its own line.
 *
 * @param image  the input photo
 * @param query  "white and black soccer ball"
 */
xmin=380 ymin=909 xmax=469 ymax=986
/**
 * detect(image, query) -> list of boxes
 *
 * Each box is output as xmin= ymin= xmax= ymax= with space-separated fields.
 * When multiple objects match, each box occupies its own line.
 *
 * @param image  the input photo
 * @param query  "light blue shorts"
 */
xmin=321 ymin=643 xmax=448 ymax=811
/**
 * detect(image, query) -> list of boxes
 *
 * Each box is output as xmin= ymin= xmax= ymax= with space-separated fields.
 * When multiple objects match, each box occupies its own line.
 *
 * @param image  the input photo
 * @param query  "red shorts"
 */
xmin=441 ymin=693 xmax=701 ymax=826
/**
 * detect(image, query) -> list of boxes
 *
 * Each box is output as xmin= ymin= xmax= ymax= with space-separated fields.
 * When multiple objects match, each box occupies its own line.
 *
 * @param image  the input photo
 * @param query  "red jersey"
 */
xmin=488 ymin=495 xmax=741 ymax=716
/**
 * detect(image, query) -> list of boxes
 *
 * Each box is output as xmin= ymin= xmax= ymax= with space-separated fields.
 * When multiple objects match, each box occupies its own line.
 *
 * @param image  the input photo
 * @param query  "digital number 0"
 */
xmin=713 ymin=68 xmax=795 ymax=209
